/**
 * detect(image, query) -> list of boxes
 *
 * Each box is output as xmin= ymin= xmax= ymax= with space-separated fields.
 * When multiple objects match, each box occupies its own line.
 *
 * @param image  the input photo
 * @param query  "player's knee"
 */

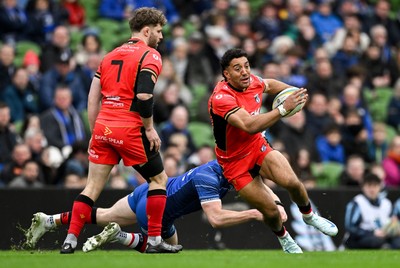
xmin=260 ymin=205 xmax=280 ymax=220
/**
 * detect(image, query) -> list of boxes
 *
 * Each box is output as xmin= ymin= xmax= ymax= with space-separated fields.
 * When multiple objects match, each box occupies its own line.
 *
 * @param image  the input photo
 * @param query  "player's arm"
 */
xmin=263 ymin=79 xmax=292 ymax=95
xmin=227 ymin=89 xmax=307 ymax=134
xmin=201 ymin=200 xmax=263 ymax=228
xmin=87 ymin=77 xmax=102 ymax=132
xmin=136 ymin=69 xmax=160 ymax=151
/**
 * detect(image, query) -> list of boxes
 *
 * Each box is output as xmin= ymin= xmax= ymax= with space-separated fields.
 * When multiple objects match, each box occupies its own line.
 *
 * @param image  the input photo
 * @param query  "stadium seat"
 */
xmin=188 ymin=121 xmax=214 ymax=148
xmin=311 ymin=162 xmax=344 ymax=188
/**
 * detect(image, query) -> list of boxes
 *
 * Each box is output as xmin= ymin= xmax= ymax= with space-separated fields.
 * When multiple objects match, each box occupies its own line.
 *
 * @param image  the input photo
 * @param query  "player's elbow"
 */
xmin=208 ymin=216 xmax=224 ymax=228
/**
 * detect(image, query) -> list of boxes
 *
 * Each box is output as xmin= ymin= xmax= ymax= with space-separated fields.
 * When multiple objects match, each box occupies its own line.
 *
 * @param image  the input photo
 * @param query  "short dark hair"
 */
xmin=362 ymin=173 xmax=381 ymax=185
xmin=220 ymin=48 xmax=248 ymax=79
xmin=129 ymin=7 xmax=167 ymax=33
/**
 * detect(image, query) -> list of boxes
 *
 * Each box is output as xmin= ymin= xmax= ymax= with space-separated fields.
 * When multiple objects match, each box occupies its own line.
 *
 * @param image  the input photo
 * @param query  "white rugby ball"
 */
xmin=272 ymin=87 xmax=304 ymax=117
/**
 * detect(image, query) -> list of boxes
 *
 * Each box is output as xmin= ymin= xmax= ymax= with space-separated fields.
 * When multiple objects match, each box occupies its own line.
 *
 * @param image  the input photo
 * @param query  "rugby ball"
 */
xmin=272 ymin=87 xmax=304 ymax=117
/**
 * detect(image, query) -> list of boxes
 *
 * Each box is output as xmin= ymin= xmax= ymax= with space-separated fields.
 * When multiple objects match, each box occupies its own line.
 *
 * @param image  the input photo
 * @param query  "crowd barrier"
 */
xmin=1 ymin=188 xmax=399 ymax=250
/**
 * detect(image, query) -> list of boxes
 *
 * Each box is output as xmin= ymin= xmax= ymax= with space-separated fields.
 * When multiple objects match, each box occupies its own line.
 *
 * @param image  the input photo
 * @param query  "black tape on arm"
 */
xmin=137 ymin=97 xmax=154 ymax=118
xmin=137 ymin=71 xmax=155 ymax=94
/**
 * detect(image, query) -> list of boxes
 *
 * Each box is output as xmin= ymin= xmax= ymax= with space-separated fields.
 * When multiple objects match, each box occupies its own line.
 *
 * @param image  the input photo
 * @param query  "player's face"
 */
xmin=224 ymin=57 xmax=251 ymax=90
xmin=148 ymin=24 xmax=163 ymax=49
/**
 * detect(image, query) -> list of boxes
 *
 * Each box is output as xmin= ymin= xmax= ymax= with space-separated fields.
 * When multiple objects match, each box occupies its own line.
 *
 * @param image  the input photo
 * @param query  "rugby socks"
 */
xmin=68 ymin=194 xmax=94 ymax=237
xmin=51 ymin=207 xmax=97 ymax=226
xmin=146 ymin=189 xmax=167 ymax=244
xmin=117 ymin=232 xmax=147 ymax=252
xmin=298 ymin=202 xmax=313 ymax=218
xmin=273 ymin=226 xmax=287 ymax=237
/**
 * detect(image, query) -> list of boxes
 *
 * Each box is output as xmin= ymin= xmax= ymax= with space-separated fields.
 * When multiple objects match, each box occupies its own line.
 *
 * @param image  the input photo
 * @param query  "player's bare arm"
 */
xmin=227 ymin=108 xmax=281 ymax=134
xmin=87 ymin=77 xmax=102 ymax=132
xmin=201 ymin=200 xmax=263 ymax=228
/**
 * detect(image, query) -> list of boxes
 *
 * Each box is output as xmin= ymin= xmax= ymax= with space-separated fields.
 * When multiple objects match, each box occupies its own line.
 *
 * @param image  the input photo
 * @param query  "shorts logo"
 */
xmin=104 ymin=126 xmax=112 ymax=136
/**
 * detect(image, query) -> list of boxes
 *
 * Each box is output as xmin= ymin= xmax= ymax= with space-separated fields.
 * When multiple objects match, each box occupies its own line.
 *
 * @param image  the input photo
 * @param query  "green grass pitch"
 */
xmin=1 ymin=250 xmax=399 ymax=268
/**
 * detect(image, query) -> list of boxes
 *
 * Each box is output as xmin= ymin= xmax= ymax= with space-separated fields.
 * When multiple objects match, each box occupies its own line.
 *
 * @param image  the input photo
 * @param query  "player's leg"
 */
xmin=238 ymin=177 xmax=302 ymax=253
xmin=260 ymin=151 xmax=338 ymax=236
xmin=83 ymin=196 xmax=146 ymax=252
xmin=134 ymin=155 xmax=181 ymax=253
xmin=61 ymin=162 xmax=114 ymax=253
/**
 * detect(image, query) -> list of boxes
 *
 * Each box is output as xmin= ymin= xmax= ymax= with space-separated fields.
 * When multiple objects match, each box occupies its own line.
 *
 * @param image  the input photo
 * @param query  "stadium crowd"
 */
xmin=0 ymin=0 xmax=400 ymax=194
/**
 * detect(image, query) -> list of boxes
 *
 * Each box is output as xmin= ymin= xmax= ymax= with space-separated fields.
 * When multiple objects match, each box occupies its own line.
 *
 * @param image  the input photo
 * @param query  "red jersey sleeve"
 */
xmin=211 ymin=86 xmax=240 ymax=121
xmin=141 ymin=49 xmax=162 ymax=78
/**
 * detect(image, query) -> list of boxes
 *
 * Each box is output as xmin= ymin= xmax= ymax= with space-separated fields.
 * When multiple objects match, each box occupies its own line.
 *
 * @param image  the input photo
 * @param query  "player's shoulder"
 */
xmin=211 ymin=82 xmax=235 ymax=102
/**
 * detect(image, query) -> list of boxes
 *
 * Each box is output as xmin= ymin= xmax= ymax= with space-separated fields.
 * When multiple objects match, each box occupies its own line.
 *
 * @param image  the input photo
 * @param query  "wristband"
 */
xmin=275 ymin=200 xmax=284 ymax=207
xmin=277 ymin=105 xmax=287 ymax=116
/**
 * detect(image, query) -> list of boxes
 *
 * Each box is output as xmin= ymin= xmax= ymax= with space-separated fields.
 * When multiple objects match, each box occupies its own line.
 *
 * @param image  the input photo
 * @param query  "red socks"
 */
xmin=68 ymin=195 xmax=94 ymax=237
xmin=146 ymin=189 xmax=167 ymax=237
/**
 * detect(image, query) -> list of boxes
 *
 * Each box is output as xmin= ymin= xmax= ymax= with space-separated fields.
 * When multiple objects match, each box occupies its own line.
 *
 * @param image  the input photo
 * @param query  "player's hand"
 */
xmin=250 ymin=209 xmax=264 ymax=221
xmin=145 ymin=128 xmax=161 ymax=152
xmin=283 ymin=88 xmax=308 ymax=111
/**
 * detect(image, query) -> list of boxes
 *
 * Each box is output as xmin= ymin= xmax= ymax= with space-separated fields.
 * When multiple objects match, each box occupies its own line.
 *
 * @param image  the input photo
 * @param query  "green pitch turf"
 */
xmin=1 ymin=250 xmax=398 ymax=268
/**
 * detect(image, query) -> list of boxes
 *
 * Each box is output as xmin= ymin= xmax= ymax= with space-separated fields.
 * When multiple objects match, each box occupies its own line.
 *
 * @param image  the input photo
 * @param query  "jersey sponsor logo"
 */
xmin=95 ymin=135 xmax=124 ymax=145
xmin=88 ymin=149 xmax=99 ymax=159
xmin=152 ymin=53 xmax=160 ymax=61
xmin=216 ymin=94 xmax=223 ymax=100
xmin=105 ymin=96 xmax=120 ymax=101
xmin=261 ymin=144 xmax=266 ymax=152
xmin=104 ymin=126 xmax=112 ymax=136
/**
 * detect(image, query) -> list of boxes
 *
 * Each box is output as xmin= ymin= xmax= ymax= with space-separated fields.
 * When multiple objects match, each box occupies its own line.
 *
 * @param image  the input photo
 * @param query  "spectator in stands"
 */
xmin=63 ymin=172 xmax=85 ymax=189
xmin=1 ymin=67 xmax=39 ymax=123
xmin=306 ymin=59 xmax=344 ymax=98
xmin=25 ymin=0 xmax=63 ymax=45
xmin=277 ymin=110 xmax=319 ymax=162
xmin=98 ymin=0 xmax=134 ymax=21
xmin=340 ymin=83 xmax=374 ymax=140
xmin=0 ymin=44 xmax=16 ymax=91
xmin=292 ymin=14 xmax=323 ymax=61
xmin=305 ymin=92 xmax=335 ymax=139
xmin=56 ymin=140 xmax=88 ymax=186
xmin=0 ymin=0 xmax=28 ymax=43
xmin=163 ymin=155 xmax=179 ymax=177
xmin=39 ymin=25 xmax=72 ymax=73
xmin=331 ymin=34 xmax=361 ymax=77
xmin=39 ymin=85 xmax=86 ymax=151
xmin=290 ymin=147 xmax=316 ymax=189
xmin=367 ymin=122 xmax=389 ymax=164
xmin=340 ymin=108 xmax=370 ymax=160
xmin=61 ymin=0 xmax=85 ymax=29
xmin=39 ymin=51 xmax=87 ymax=112
xmin=0 ymin=143 xmax=32 ymax=185
xmin=185 ymin=31 xmax=214 ymax=90
xmin=364 ymin=0 xmax=400 ymax=48
xmin=315 ymin=123 xmax=346 ymax=164
xmin=153 ymin=80 xmax=186 ymax=126
xmin=38 ymin=145 xmax=63 ymax=185
xmin=387 ymin=78 xmax=400 ymax=131
xmin=22 ymin=50 xmax=41 ymax=92
xmin=360 ymin=42 xmax=398 ymax=90
xmin=324 ymin=13 xmax=370 ymax=58
xmin=74 ymin=31 xmax=106 ymax=67
xmin=344 ymin=173 xmax=400 ymax=249
xmin=252 ymin=3 xmax=284 ymax=52
xmin=23 ymin=127 xmax=46 ymax=162
xmin=187 ymin=144 xmax=215 ymax=170
xmin=327 ymin=96 xmax=345 ymax=126
xmin=8 ymin=159 xmax=43 ymax=188
xmin=160 ymin=105 xmax=196 ymax=157
xmin=310 ymin=0 xmax=342 ymax=43
xmin=0 ymin=102 xmax=19 ymax=172
xmin=339 ymin=154 xmax=366 ymax=187
xmin=382 ymin=135 xmax=400 ymax=188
